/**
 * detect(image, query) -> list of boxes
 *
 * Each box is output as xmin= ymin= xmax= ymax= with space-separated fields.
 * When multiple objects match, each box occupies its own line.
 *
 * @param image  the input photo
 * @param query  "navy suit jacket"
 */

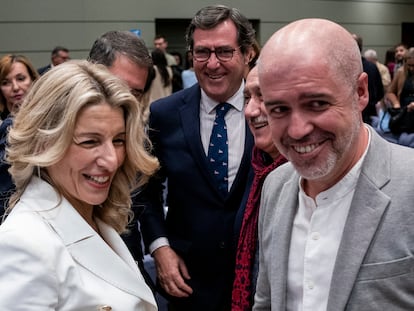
xmin=362 ymin=57 xmax=384 ymax=124
xmin=139 ymin=83 xmax=253 ymax=310
xmin=37 ymin=64 xmax=52 ymax=76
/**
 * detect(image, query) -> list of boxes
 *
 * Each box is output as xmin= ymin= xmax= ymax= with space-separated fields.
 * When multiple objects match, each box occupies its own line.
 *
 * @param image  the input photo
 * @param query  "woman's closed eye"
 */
xmin=75 ymin=139 xmax=100 ymax=148
xmin=112 ymin=137 xmax=126 ymax=146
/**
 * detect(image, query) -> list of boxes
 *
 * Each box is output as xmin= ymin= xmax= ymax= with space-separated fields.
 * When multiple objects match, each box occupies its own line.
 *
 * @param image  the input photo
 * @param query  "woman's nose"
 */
xmin=96 ymin=143 xmax=120 ymax=171
xmin=11 ymin=79 xmax=20 ymax=91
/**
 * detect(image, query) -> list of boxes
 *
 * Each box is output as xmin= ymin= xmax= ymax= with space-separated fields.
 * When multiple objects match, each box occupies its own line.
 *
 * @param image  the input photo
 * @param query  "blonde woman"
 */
xmin=0 ymin=61 xmax=159 ymax=311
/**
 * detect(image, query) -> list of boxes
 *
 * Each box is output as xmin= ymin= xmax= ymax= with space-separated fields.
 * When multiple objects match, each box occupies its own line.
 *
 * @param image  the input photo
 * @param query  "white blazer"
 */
xmin=0 ymin=177 xmax=157 ymax=311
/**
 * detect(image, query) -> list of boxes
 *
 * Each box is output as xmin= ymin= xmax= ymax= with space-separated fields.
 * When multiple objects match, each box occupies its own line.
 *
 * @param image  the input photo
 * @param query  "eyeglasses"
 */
xmin=192 ymin=46 xmax=239 ymax=62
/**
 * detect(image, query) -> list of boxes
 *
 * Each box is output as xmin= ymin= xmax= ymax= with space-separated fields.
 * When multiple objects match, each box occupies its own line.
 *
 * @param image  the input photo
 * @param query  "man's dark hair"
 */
xmin=154 ymin=34 xmax=166 ymax=40
xmin=185 ymin=5 xmax=256 ymax=55
xmin=394 ymin=42 xmax=408 ymax=50
xmin=88 ymin=30 xmax=152 ymax=69
xmin=51 ymin=46 xmax=69 ymax=57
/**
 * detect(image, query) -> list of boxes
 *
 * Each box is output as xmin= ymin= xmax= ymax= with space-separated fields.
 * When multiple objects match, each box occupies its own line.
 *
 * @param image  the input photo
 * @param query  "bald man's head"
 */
xmin=259 ymin=19 xmax=362 ymax=88
xmin=256 ymin=19 xmax=369 ymax=188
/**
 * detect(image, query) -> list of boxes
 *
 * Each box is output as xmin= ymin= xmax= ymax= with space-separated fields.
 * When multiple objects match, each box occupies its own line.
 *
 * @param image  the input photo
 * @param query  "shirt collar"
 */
xmin=201 ymin=81 xmax=245 ymax=114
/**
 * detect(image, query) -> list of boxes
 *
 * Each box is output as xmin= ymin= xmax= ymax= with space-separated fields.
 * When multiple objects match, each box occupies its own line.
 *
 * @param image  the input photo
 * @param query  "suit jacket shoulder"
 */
xmin=37 ymin=64 xmax=51 ymax=75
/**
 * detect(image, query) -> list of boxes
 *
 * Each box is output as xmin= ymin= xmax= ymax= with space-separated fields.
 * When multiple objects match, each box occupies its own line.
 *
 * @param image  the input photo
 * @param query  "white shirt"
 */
xmin=199 ymin=82 xmax=246 ymax=190
xmin=287 ymin=128 xmax=371 ymax=311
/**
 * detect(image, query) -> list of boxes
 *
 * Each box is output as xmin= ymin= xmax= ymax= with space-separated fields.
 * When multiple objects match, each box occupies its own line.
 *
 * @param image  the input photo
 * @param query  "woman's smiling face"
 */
xmin=46 ymin=102 xmax=126 ymax=210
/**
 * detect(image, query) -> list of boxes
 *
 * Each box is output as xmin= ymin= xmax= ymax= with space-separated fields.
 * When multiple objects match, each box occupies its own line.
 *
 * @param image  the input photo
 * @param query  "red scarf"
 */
xmin=231 ymin=146 xmax=287 ymax=311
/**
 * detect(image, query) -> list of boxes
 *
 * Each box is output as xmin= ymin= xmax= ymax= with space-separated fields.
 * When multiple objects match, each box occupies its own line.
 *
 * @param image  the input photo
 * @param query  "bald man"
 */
xmin=254 ymin=19 xmax=414 ymax=310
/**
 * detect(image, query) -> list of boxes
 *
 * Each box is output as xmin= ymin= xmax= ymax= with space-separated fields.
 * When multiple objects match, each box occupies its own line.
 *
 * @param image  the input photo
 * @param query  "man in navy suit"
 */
xmin=138 ymin=5 xmax=256 ymax=311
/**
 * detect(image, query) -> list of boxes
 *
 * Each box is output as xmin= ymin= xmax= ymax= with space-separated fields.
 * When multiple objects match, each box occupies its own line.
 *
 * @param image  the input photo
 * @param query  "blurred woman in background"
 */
xmin=148 ymin=48 xmax=172 ymax=104
xmin=0 ymin=54 xmax=38 ymax=120
xmin=0 ymin=54 xmax=39 ymax=214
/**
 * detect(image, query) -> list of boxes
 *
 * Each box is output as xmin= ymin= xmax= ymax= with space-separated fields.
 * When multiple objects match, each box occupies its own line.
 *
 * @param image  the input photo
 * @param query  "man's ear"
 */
xmin=244 ymin=47 xmax=255 ymax=65
xmin=357 ymin=72 xmax=369 ymax=112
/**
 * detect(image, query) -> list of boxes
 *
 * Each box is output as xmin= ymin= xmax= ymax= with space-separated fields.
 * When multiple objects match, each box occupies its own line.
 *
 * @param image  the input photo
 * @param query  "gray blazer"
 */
xmin=254 ymin=127 xmax=414 ymax=311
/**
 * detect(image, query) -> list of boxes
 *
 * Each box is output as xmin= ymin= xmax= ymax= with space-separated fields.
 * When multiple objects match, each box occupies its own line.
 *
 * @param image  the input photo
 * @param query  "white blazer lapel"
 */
xmin=95 ymin=218 xmax=141 ymax=274
xmin=38 ymin=189 xmax=156 ymax=307
xmin=95 ymin=218 xmax=157 ymax=306
xmin=66 ymin=226 xmax=156 ymax=307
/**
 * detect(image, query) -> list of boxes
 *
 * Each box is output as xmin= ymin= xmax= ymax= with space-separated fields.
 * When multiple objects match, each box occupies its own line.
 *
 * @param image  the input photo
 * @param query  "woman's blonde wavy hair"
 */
xmin=6 ymin=60 xmax=159 ymax=233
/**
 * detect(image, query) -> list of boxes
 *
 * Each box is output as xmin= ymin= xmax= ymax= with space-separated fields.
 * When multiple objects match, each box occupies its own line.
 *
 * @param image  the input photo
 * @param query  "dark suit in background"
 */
xmin=351 ymin=34 xmax=384 ymax=124
xmin=37 ymin=46 xmax=70 ymax=76
xmin=37 ymin=64 xmax=52 ymax=75
xmin=362 ymin=57 xmax=384 ymax=124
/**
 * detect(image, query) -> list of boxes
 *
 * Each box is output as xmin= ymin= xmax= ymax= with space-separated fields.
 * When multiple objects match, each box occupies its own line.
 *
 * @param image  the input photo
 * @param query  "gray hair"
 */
xmin=363 ymin=49 xmax=378 ymax=60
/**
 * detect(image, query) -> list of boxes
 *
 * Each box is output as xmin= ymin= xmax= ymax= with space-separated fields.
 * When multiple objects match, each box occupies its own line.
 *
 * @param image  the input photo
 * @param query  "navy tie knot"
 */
xmin=215 ymin=102 xmax=232 ymax=119
xmin=208 ymin=103 xmax=232 ymax=195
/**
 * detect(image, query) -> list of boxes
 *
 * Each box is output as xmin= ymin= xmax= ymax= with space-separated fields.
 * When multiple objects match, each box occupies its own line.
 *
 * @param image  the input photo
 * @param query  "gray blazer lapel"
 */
xmin=327 ymin=179 xmax=390 ymax=310
xmin=273 ymin=182 xmax=299 ymax=309
xmin=260 ymin=168 xmax=300 ymax=309
xmin=327 ymin=128 xmax=391 ymax=310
